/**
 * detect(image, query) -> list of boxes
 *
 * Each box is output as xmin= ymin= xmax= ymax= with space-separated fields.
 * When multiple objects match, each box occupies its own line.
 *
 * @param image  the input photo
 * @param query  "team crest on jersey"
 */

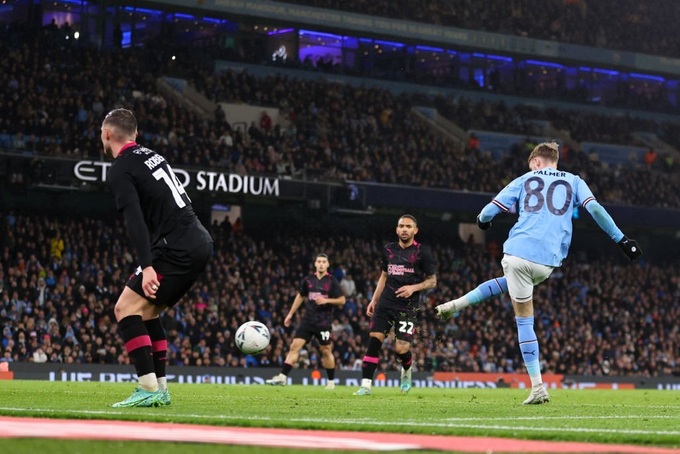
xmin=132 ymin=146 xmax=154 ymax=155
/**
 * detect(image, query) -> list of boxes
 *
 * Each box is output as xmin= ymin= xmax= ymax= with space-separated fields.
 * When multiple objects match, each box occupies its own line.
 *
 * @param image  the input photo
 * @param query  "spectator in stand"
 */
xmin=465 ymin=133 xmax=480 ymax=152
xmin=340 ymin=274 xmax=357 ymax=298
xmin=259 ymin=111 xmax=273 ymax=133
xmin=644 ymin=147 xmax=657 ymax=168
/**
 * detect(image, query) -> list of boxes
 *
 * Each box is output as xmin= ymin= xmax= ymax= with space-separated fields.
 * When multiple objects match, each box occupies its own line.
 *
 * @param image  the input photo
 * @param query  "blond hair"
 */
xmin=527 ymin=141 xmax=559 ymax=165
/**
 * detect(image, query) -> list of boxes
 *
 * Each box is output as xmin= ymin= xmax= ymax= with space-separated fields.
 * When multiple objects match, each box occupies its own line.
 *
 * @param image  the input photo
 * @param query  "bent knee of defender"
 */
xmin=394 ymin=339 xmax=411 ymax=355
xmin=114 ymin=287 xmax=153 ymax=321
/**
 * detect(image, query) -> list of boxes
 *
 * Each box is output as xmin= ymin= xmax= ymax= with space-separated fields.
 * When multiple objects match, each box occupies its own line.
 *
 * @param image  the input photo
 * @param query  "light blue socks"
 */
xmin=516 ymin=315 xmax=542 ymax=386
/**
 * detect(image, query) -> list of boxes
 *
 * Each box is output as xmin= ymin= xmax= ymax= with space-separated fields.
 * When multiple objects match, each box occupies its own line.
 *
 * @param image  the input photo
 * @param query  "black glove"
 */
xmin=618 ymin=236 xmax=642 ymax=261
xmin=477 ymin=215 xmax=492 ymax=231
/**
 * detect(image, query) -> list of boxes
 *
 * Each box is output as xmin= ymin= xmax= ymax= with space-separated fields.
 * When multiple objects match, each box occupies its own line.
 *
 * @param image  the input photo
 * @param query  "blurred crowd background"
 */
xmin=0 ymin=0 xmax=678 ymax=377
xmin=1 ymin=210 xmax=677 ymax=377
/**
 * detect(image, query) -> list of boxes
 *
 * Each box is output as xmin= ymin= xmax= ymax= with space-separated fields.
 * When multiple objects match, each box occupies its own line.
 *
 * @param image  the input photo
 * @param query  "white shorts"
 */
xmin=501 ymin=254 xmax=554 ymax=303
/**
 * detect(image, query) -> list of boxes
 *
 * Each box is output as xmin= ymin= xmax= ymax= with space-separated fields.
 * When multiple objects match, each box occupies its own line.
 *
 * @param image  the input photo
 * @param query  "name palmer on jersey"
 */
xmin=533 ymin=169 xmax=566 ymax=177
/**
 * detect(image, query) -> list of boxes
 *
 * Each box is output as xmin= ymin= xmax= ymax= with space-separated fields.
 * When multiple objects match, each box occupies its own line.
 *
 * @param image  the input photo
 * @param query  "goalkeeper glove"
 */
xmin=477 ymin=215 xmax=492 ymax=231
xmin=617 ymin=236 xmax=642 ymax=261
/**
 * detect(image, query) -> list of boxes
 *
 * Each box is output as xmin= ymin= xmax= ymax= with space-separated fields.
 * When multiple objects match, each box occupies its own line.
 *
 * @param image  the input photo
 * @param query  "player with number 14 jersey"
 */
xmin=103 ymin=108 xmax=212 ymax=408
xmin=108 ymin=143 xmax=199 ymax=257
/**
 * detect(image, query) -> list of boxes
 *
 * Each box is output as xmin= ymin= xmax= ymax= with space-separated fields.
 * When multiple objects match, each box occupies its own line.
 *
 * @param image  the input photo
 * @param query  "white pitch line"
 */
xmin=0 ymin=407 xmax=678 ymax=436
xmin=570 ymin=404 xmax=680 ymax=409
xmin=443 ymin=415 xmax=680 ymax=421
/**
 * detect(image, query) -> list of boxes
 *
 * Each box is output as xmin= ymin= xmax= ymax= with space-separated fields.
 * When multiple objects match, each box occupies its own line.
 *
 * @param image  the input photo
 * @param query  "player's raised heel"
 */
xmin=353 ymin=386 xmax=371 ymax=396
xmin=112 ymin=387 xmax=164 ymax=408
xmin=400 ymin=367 xmax=412 ymax=394
xmin=523 ymin=385 xmax=550 ymax=405
xmin=265 ymin=373 xmax=287 ymax=386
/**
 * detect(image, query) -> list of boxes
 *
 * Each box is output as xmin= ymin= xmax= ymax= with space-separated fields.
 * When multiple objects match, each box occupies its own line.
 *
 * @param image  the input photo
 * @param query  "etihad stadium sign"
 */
xmin=73 ymin=160 xmax=280 ymax=197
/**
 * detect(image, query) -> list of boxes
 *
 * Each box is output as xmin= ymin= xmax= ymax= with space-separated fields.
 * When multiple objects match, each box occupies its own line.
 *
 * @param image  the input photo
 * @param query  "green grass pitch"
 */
xmin=0 ymin=380 xmax=678 ymax=453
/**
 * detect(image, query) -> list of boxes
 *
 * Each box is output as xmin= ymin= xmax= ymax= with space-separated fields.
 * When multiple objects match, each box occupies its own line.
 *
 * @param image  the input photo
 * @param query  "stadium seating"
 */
xmin=0 ymin=212 xmax=677 ymax=377
xmin=1 ymin=19 xmax=679 ymax=208
xmin=274 ymin=0 xmax=680 ymax=58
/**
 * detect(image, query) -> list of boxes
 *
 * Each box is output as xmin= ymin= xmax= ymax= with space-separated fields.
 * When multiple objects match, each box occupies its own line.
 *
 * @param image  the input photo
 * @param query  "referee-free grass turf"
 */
xmin=0 ymin=380 xmax=678 ymax=449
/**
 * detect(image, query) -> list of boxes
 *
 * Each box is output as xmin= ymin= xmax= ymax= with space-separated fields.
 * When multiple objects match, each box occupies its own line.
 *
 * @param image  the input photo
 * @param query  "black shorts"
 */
xmin=369 ymin=304 xmax=418 ymax=343
xmin=294 ymin=321 xmax=333 ymax=346
xmin=127 ymin=220 xmax=213 ymax=308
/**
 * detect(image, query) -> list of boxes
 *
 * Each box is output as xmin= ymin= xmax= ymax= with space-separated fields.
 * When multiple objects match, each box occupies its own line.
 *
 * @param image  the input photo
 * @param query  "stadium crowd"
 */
xmin=275 ymin=0 xmax=680 ymax=59
xmin=1 ymin=24 xmax=679 ymax=210
xmin=0 ymin=9 xmax=679 ymax=379
xmin=1 ymin=211 xmax=678 ymax=377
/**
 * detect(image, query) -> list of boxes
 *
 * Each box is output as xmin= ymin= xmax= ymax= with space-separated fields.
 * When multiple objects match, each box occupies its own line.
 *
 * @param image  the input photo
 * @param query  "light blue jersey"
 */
xmin=479 ymin=167 xmax=624 ymax=267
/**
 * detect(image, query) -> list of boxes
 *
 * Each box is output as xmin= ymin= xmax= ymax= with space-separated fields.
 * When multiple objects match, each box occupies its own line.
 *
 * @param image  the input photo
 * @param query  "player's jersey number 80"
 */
xmin=523 ymin=177 xmax=573 ymax=216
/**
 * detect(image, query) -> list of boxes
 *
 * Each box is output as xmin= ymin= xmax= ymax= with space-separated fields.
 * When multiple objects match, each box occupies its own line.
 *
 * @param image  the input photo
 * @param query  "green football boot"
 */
xmin=112 ymin=387 xmax=164 ymax=408
xmin=159 ymin=389 xmax=171 ymax=406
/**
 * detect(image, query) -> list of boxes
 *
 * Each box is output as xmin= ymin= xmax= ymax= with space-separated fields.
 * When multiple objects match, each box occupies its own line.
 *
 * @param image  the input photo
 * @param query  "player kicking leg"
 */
xmin=435 ymin=277 xmax=508 ymax=320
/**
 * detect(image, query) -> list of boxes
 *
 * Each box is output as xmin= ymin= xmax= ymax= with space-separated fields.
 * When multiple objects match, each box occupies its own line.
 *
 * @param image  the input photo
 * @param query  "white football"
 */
xmin=235 ymin=321 xmax=271 ymax=355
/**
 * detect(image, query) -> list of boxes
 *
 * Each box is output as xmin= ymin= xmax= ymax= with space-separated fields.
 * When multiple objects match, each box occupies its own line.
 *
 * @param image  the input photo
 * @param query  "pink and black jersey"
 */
xmin=299 ymin=273 xmax=343 ymax=328
xmin=108 ymin=144 xmax=199 ymax=257
xmin=379 ymin=241 xmax=436 ymax=310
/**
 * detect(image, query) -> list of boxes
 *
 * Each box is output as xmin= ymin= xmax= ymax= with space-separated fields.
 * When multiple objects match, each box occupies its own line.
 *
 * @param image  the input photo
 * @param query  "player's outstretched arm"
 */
xmin=584 ymin=200 xmax=642 ymax=261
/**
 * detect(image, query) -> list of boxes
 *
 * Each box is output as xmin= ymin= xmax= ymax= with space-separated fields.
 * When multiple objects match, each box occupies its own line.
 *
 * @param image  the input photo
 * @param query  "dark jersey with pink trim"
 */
xmin=299 ymin=273 xmax=343 ymax=328
xmin=108 ymin=143 xmax=197 ymax=249
xmin=378 ymin=241 xmax=436 ymax=310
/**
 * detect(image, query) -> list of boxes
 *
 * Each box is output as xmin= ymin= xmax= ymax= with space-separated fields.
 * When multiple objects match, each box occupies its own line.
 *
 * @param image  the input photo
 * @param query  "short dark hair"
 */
xmin=399 ymin=214 xmax=417 ymax=225
xmin=316 ymin=253 xmax=329 ymax=260
xmin=102 ymin=108 xmax=138 ymax=138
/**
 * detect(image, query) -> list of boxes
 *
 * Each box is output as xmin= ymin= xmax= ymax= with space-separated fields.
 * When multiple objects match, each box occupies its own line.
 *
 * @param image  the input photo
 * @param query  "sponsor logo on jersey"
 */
xmin=387 ymin=264 xmax=415 ymax=275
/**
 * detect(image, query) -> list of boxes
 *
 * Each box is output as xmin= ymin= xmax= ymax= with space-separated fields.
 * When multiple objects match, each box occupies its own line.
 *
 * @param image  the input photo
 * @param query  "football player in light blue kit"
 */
xmin=436 ymin=141 xmax=642 ymax=405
